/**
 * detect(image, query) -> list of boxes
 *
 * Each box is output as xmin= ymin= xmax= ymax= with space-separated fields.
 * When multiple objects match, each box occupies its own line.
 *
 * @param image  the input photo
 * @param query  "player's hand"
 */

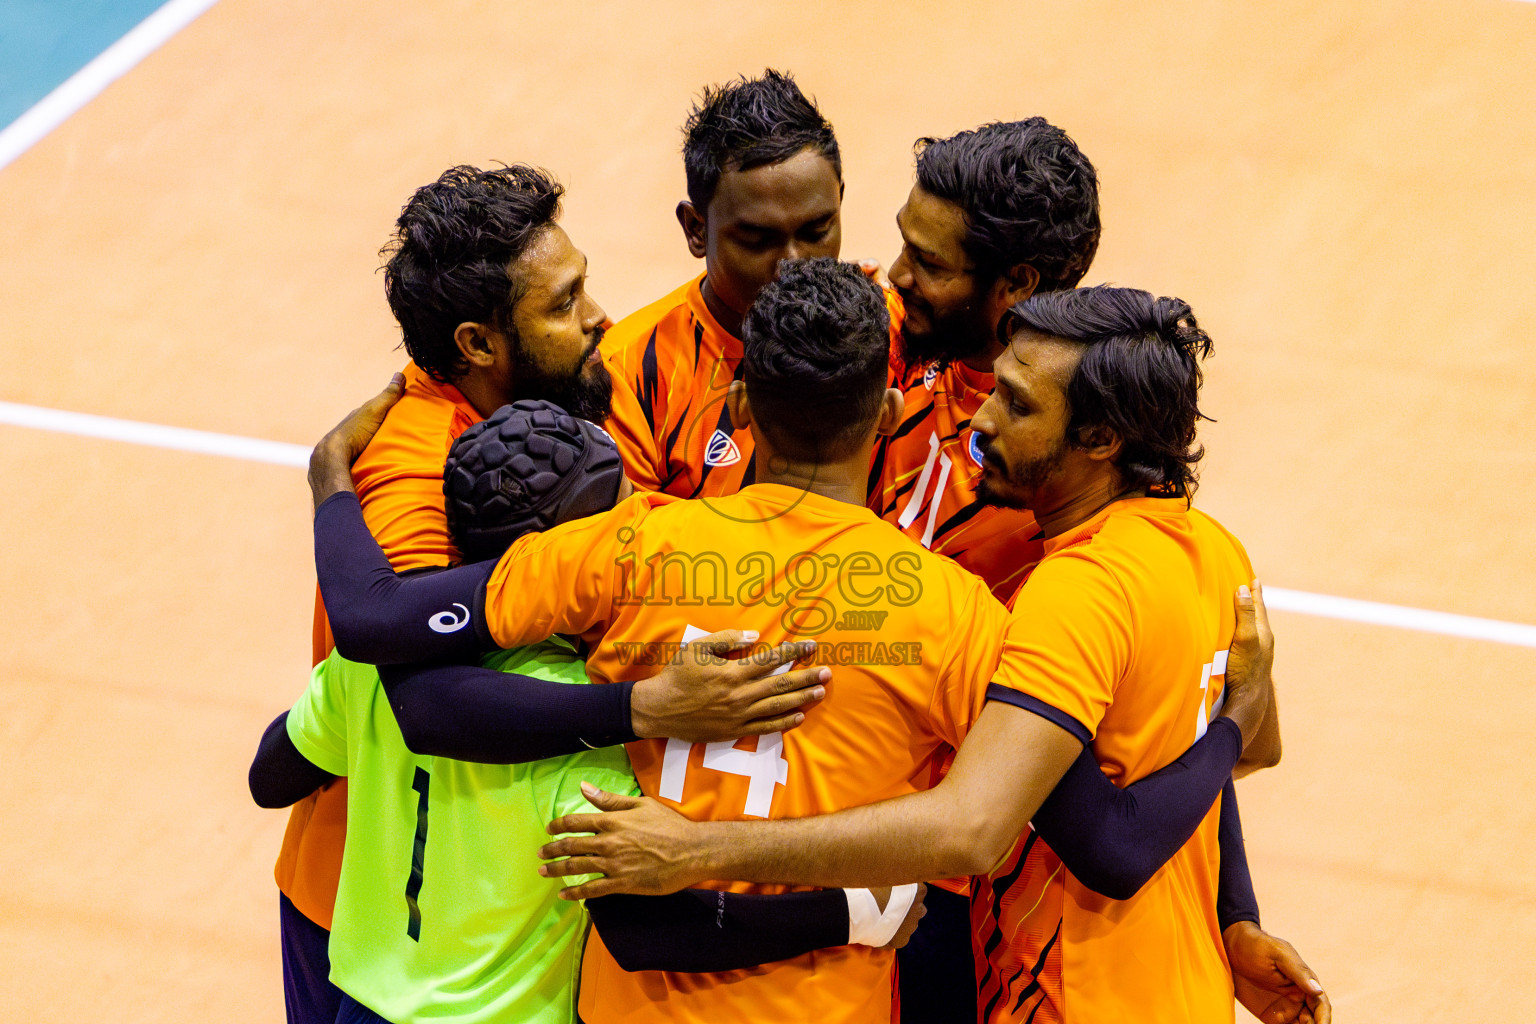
xmin=876 ymin=882 xmax=928 ymax=950
xmin=1219 ymin=581 xmax=1275 ymax=751
xmin=629 ymin=630 xmax=829 ymax=742
xmin=308 ymin=373 xmax=405 ymax=511
xmin=1225 ymin=921 xmax=1330 ymax=1024
xmin=540 ymin=784 xmax=710 ymax=899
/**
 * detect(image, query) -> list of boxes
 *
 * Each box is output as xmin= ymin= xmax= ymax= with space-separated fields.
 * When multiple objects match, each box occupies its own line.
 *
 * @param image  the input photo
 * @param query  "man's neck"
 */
xmin=1032 ymin=474 xmax=1143 ymax=539
xmin=958 ymin=336 xmax=1005 ymax=375
xmin=700 ymin=276 xmax=745 ymax=339
xmin=452 ymin=373 xmax=509 ymax=421
xmin=750 ymin=438 xmax=872 ymax=508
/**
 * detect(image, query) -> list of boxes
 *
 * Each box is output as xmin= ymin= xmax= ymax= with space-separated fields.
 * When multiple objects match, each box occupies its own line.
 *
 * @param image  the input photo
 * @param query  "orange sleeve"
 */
xmin=603 ymin=344 xmax=667 ymax=493
xmin=482 ymin=494 xmax=656 ymax=648
xmin=993 ymin=551 xmax=1133 ymax=739
xmin=929 ymin=578 xmax=1010 ymax=748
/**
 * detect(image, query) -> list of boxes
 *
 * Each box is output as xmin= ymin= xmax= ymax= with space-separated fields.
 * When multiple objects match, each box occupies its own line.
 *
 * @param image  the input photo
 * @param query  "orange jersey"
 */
xmin=604 ymin=274 xmax=904 ymax=500
xmin=602 ymin=275 xmax=753 ymax=498
xmin=869 ymin=341 xmax=1045 ymax=602
xmin=481 ymin=484 xmax=1011 ymax=1024
xmin=275 ymin=362 xmax=483 ymax=929
xmin=975 ymin=497 xmax=1254 ymax=1023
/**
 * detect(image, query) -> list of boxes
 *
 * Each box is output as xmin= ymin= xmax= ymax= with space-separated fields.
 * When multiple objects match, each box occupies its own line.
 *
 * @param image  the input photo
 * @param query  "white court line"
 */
xmin=4 ymin=398 xmax=1535 ymax=648
xmin=1266 ymin=588 xmax=1536 ymax=648
xmin=0 ymin=0 xmax=222 ymax=173
xmin=0 ymin=400 xmax=308 ymax=468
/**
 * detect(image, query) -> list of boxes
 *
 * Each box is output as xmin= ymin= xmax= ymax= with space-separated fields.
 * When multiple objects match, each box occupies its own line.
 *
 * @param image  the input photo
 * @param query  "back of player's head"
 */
xmin=915 ymin=119 xmax=1100 ymax=292
xmin=1010 ymin=286 xmax=1213 ymax=497
xmin=382 ymin=165 xmax=564 ymax=384
xmin=682 ymin=69 xmax=841 ymax=211
xmin=741 ymin=258 xmax=889 ymax=462
xmin=444 ymin=400 xmax=625 ymax=563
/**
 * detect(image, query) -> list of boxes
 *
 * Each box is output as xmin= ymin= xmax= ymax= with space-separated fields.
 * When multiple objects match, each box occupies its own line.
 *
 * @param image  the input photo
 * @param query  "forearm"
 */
xmin=249 ymin=712 xmax=337 ymax=808
xmin=1216 ymin=779 xmax=1260 ymax=930
xmin=588 ymin=888 xmax=850 ymax=972
xmin=1031 ymin=717 xmax=1241 ymax=899
xmin=315 ymin=492 xmax=497 ymax=664
xmin=1234 ymin=694 xmax=1281 ymax=778
xmin=694 ymin=786 xmax=984 ymax=889
xmin=308 ymin=435 xmax=358 ymax=512
xmin=380 ymin=662 xmax=637 ymax=763
xmin=690 ymin=704 xmax=1082 ymax=889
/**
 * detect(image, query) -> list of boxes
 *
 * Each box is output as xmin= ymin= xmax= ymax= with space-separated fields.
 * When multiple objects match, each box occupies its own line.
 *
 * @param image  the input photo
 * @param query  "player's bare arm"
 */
xmin=1221 ymin=580 xmax=1283 ymax=776
xmin=539 ymin=700 xmax=1084 ymax=899
xmin=308 ymin=372 xmax=406 ymax=510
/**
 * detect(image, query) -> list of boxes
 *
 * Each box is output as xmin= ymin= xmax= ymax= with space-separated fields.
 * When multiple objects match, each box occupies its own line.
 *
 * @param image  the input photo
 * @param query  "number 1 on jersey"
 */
xmin=1195 ymin=649 xmax=1230 ymax=742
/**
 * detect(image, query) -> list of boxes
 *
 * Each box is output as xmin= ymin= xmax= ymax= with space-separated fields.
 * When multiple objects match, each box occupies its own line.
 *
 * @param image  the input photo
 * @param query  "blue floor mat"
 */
xmin=1 ymin=0 xmax=171 ymax=128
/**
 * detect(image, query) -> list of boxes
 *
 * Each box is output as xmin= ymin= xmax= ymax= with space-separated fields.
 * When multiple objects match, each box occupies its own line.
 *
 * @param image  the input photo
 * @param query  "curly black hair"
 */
xmin=682 ymin=69 xmax=841 ymax=212
xmin=1009 ymin=285 xmax=1214 ymax=497
xmin=915 ymin=119 xmax=1100 ymax=292
xmin=381 ymin=165 xmax=564 ymax=383
xmin=741 ymin=258 xmax=890 ymax=461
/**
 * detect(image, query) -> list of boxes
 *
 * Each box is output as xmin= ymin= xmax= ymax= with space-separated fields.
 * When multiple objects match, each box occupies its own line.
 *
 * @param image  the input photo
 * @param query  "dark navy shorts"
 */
xmin=279 ymin=891 xmax=343 ymax=1024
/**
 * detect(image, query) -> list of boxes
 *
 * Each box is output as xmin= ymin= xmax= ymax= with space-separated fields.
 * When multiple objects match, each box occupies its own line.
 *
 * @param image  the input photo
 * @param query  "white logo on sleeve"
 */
xmin=428 ymin=603 xmax=471 ymax=633
xmin=704 ymin=430 xmax=742 ymax=467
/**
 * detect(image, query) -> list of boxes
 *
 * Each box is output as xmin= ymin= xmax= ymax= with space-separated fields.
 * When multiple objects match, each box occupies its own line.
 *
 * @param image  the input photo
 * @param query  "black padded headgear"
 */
xmin=444 ymin=400 xmax=625 ymax=564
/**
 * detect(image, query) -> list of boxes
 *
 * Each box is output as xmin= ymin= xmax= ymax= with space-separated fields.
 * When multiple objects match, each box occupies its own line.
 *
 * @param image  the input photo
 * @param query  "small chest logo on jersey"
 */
xmin=428 ymin=603 xmax=471 ymax=633
xmin=968 ymin=431 xmax=986 ymax=467
xmin=923 ymin=362 xmax=940 ymax=389
xmin=705 ymin=430 xmax=742 ymax=467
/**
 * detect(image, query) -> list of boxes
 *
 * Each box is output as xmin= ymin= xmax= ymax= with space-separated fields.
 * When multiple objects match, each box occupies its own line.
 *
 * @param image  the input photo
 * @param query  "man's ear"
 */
xmin=726 ymin=379 xmax=752 ymax=431
xmin=875 ymin=387 xmax=906 ymax=437
xmin=676 ymin=201 xmax=708 ymax=260
xmin=997 ymin=263 xmax=1040 ymax=308
xmin=454 ymin=321 xmax=498 ymax=368
xmin=1074 ymin=424 xmax=1123 ymax=463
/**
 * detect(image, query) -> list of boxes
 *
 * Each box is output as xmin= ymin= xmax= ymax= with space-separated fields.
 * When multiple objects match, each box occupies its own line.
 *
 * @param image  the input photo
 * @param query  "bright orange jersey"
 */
xmin=602 ymin=275 xmax=752 ymax=498
xmin=481 ymin=484 xmax=1011 ymax=1024
xmin=604 ymin=274 xmax=904 ymax=500
xmin=275 ymin=362 xmax=483 ymax=929
xmin=975 ymin=497 xmax=1253 ymax=1023
xmin=869 ymin=338 xmax=1045 ymax=603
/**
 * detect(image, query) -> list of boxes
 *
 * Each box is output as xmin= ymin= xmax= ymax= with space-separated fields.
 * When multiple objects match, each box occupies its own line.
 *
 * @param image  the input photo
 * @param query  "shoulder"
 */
xmin=1186 ymin=505 xmax=1255 ymax=576
xmin=354 ymin=367 xmax=478 ymax=481
xmin=604 ymin=278 xmax=700 ymax=370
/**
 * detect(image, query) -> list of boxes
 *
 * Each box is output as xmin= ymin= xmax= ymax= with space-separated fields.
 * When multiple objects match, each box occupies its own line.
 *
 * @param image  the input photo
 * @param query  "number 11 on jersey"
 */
xmin=657 ymin=625 xmax=791 ymax=818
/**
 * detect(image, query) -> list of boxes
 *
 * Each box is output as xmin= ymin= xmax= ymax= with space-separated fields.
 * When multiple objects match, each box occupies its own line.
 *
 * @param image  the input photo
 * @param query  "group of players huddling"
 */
xmin=249 ymin=70 xmax=1331 ymax=1024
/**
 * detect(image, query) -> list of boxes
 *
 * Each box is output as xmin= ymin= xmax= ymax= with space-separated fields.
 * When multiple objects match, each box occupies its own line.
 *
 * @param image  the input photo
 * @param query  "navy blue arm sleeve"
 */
xmin=1030 ymin=717 xmax=1244 ymax=900
xmin=249 ymin=711 xmax=338 ymax=809
xmin=1216 ymin=779 xmax=1261 ymax=931
xmin=314 ymin=491 xmax=497 ymax=665
xmin=378 ymin=661 xmax=638 ymax=764
xmin=589 ymin=889 xmax=851 ymax=972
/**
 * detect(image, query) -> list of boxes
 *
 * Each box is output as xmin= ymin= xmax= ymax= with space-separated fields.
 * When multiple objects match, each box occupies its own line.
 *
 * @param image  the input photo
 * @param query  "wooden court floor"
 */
xmin=2 ymin=1 xmax=1533 ymax=1020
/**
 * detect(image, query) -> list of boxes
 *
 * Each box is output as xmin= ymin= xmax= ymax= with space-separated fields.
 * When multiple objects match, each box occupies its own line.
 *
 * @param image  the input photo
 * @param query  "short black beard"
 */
xmin=976 ymin=433 xmax=1067 ymax=510
xmin=508 ymin=328 xmax=615 ymax=422
xmin=896 ymin=290 xmax=992 ymax=371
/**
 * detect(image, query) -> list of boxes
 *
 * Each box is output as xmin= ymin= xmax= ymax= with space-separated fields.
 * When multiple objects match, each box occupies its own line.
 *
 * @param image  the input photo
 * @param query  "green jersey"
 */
xmin=287 ymin=639 xmax=640 ymax=1024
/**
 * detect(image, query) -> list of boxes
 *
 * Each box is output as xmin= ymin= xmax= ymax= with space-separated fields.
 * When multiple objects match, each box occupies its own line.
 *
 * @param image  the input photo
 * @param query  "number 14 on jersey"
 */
xmin=656 ymin=625 xmax=791 ymax=818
